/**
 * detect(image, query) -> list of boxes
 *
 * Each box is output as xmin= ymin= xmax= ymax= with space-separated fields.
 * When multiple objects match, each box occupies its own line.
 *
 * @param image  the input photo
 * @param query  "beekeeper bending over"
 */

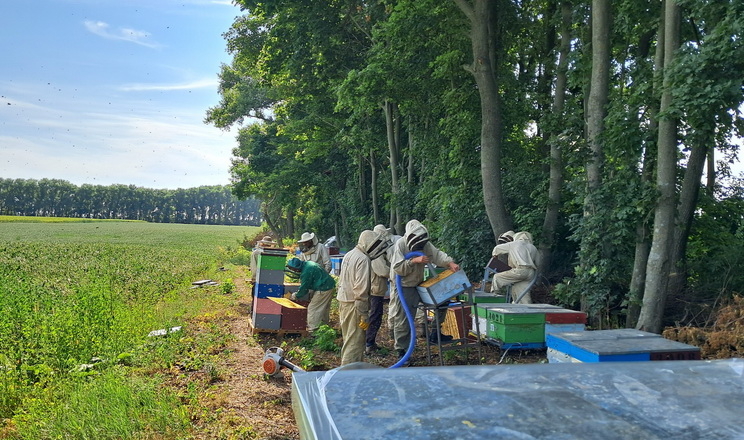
xmin=491 ymin=231 xmax=538 ymax=304
xmin=389 ymin=220 xmax=460 ymax=365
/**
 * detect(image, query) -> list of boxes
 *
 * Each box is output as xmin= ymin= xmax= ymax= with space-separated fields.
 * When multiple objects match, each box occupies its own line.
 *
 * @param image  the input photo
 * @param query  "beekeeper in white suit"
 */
xmin=336 ymin=229 xmax=391 ymax=365
xmin=491 ymin=231 xmax=538 ymax=303
xmin=389 ymin=220 xmax=460 ymax=364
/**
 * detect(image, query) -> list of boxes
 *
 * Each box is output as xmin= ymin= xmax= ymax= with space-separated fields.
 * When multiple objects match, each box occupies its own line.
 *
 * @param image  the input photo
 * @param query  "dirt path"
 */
xmin=199 ymin=270 xmax=300 ymax=440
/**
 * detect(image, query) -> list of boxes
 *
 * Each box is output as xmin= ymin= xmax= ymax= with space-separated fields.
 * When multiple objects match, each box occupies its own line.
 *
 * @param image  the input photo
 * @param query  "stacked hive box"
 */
xmin=546 ymin=329 xmax=701 ymax=363
xmin=252 ymin=248 xmax=290 ymax=330
xmin=472 ymin=303 xmax=587 ymax=349
xmin=330 ymin=255 xmax=344 ymax=276
xmin=467 ymin=292 xmax=507 ymax=338
xmin=486 ymin=305 xmax=546 ymax=348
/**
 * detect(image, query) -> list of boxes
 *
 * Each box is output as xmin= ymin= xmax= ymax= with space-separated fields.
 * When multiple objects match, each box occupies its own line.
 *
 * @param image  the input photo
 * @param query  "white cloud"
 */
xmin=83 ymin=20 xmax=161 ymax=49
xmin=119 ymin=79 xmax=218 ymax=92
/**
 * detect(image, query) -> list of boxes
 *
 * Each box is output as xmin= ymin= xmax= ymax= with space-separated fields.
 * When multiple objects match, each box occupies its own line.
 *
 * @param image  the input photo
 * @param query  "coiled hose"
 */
xmin=389 ymin=251 xmax=424 ymax=369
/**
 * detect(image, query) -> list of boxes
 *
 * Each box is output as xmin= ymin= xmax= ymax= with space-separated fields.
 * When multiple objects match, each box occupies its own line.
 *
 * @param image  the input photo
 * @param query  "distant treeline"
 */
xmin=0 ymin=178 xmax=261 ymax=225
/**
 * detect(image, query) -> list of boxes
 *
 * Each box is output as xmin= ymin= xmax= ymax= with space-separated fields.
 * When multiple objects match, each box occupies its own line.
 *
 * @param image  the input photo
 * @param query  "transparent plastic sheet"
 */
xmin=291 ymin=359 xmax=744 ymax=440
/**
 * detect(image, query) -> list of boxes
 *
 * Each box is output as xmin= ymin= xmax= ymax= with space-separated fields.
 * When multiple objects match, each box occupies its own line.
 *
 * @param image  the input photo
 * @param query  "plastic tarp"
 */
xmin=291 ymin=359 xmax=744 ymax=440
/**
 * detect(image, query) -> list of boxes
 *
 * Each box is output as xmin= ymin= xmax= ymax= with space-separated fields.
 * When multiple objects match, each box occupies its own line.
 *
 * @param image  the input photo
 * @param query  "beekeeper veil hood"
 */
xmin=404 ymin=219 xmax=429 ymax=252
xmin=498 ymin=230 xmax=515 ymax=244
xmin=373 ymin=224 xmax=393 ymax=240
xmin=285 ymin=257 xmax=305 ymax=279
xmin=358 ymin=229 xmax=391 ymax=260
xmin=514 ymin=231 xmax=533 ymax=244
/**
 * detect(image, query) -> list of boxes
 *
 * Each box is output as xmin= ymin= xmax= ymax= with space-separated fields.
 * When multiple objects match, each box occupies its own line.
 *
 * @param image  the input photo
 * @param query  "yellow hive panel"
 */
xmin=269 ymin=297 xmax=306 ymax=309
xmin=419 ymin=269 xmax=455 ymax=288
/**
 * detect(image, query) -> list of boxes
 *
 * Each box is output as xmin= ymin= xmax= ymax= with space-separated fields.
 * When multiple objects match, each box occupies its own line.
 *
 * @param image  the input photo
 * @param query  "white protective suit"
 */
xmin=491 ymin=231 xmax=538 ymax=303
xmin=299 ymin=233 xmax=331 ymax=273
xmin=389 ymin=220 xmax=456 ymax=354
xmin=337 ymin=229 xmax=390 ymax=365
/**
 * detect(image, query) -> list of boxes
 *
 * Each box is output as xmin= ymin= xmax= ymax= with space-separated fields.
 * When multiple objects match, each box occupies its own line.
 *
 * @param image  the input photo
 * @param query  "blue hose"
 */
xmin=389 ymin=251 xmax=424 ymax=368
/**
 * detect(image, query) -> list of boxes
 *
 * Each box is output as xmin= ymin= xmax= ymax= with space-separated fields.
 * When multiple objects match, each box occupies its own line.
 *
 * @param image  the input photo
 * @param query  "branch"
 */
xmin=453 ymin=0 xmax=475 ymax=23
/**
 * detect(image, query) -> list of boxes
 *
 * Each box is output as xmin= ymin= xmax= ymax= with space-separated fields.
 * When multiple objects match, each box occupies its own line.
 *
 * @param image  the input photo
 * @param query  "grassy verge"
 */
xmin=0 ymin=219 xmax=260 ymax=438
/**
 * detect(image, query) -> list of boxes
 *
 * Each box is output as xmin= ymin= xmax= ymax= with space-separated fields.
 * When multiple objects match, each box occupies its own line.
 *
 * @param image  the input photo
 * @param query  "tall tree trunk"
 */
xmin=370 ymin=149 xmax=380 ymax=224
xmin=628 ymin=1 xmax=665 ymax=327
xmin=383 ymin=100 xmax=402 ymax=234
xmin=585 ymin=0 xmax=610 ymax=205
xmin=637 ymin=0 xmax=681 ymax=334
xmin=706 ymin=147 xmax=715 ymax=196
xmin=538 ymin=1 xmax=571 ymax=275
xmin=580 ymin=0 xmax=610 ymax=319
xmin=454 ymin=0 xmax=512 ymax=239
xmin=665 ymin=137 xmax=710 ymax=307
xmin=358 ymin=152 xmax=367 ymax=206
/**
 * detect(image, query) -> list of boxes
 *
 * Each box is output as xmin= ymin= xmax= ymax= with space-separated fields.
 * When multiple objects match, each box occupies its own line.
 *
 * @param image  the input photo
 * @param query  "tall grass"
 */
xmin=0 ymin=219 xmax=259 ymax=438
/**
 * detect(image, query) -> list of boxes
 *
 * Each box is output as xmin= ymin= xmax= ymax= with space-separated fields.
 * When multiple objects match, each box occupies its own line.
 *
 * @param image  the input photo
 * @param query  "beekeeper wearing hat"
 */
xmin=336 ymin=229 xmax=392 ymax=365
xmin=389 ymin=219 xmax=460 ymax=364
xmin=297 ymin=232 xmax=331 ymax=272
xmin=491 ymin=231 xmax=538 ymax=303
xmin=249 ymin=235 xmax=278 ymax=284
xmin=296 ymin=231 xmax=333 ymax=333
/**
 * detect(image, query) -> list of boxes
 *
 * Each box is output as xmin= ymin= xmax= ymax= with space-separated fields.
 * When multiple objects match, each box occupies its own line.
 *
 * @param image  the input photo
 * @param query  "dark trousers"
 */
xmin=366 ymin=295 xmax=385 ymax=347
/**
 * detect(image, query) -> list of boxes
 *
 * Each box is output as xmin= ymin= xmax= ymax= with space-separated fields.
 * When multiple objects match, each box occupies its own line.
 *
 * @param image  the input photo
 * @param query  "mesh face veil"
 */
xmin=406 ymin=232 xmax=429 ymax=252
xmin=367 ymin=234 xmax=391 ymax=260
xmin=284 ymin=258 xmax=303 ymax=280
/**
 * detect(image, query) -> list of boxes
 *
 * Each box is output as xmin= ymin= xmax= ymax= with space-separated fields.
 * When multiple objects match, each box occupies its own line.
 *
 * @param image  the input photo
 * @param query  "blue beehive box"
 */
xmin=255 ymin=283 xmax=285 ymax=299
xmin=546 ymin=329 xmax=700 ymax=363
xmin=330 ymin=255 xmax=344 ymax=276
xmin=417 ymin=269 xmax=472 ymax=306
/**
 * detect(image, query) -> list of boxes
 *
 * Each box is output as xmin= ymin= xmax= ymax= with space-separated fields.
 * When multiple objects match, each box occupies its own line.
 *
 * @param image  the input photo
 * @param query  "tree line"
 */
xmin=206 ymin=0 xmax=744 ymax=331
xmin=0 ymin=178 xmax=261 ymax=226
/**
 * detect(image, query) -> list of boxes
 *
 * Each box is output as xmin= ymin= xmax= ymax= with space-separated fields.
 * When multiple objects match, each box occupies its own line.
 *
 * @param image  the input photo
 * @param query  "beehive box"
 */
xmin=545 ymin=323 xmax=586 ymax=335
xmin=257 ymin=252 xmax=288 ymax=271
xmin=255 ymin=283 xmax=285 ymax=299
xmin=256 ymin=268 xmax=285 ymax=285
xmin=544 ymin=309 xmax=587 ymax=325
xmin=485 ymin=305 xmax=545 ymax=325
xmin=253 ymin=313 xmax=281 ymax=330
xmin=330 ymin=256 xmax=344 ymax=276
xmin=253 ymin=297 xmax=283 ymax=316
xmin=458 ymin=291 xmax=507 ymax=304
xmin=442 ymin=305 xmax=471 ymax=339
xmin=417 ymin=269 xmax=472 ymax=306
xmin=487 ymin=321 xmax=545 ymax=343
xmin=546 ymin=329 xmax=701 ymax=363
xmin=472 ymin=315 xmax=488 ymax=339
xmin=269 ymin=297 xmax=307 ymax=331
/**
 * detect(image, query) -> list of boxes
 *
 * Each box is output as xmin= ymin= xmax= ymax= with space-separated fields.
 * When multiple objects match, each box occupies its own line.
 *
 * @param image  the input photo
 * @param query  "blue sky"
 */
xmin=0 ymin=0 xmax=241 ymax=190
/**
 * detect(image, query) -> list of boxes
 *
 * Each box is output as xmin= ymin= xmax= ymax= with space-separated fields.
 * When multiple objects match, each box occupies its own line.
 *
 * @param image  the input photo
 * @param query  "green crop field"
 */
xmin=0 ymin=218 xmax=260 ymax=438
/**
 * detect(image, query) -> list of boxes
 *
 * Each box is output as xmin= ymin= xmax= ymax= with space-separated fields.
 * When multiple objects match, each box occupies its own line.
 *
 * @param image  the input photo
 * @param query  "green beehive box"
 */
xmin=487 ymin=322 xmax=545 ymax=343
xmin=257 ymin=253 xmax=287 ymax=271
xmin=458 ymin=292 xmax=507 ymax=303
xmin=486 ymin=306 xmax=545 ymax=325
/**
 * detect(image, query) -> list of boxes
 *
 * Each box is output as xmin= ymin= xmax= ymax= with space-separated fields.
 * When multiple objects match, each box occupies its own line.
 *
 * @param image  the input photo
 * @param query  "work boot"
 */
xmin=428 ymin=330 xmax=453 ymax=344
xmin=365 ymin=344 xmax=380 ymax=355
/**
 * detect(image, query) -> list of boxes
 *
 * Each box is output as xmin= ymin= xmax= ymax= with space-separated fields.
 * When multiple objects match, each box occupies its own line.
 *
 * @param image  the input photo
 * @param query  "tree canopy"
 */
xmin=207 ymin=0 xmax=744 ymax=331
